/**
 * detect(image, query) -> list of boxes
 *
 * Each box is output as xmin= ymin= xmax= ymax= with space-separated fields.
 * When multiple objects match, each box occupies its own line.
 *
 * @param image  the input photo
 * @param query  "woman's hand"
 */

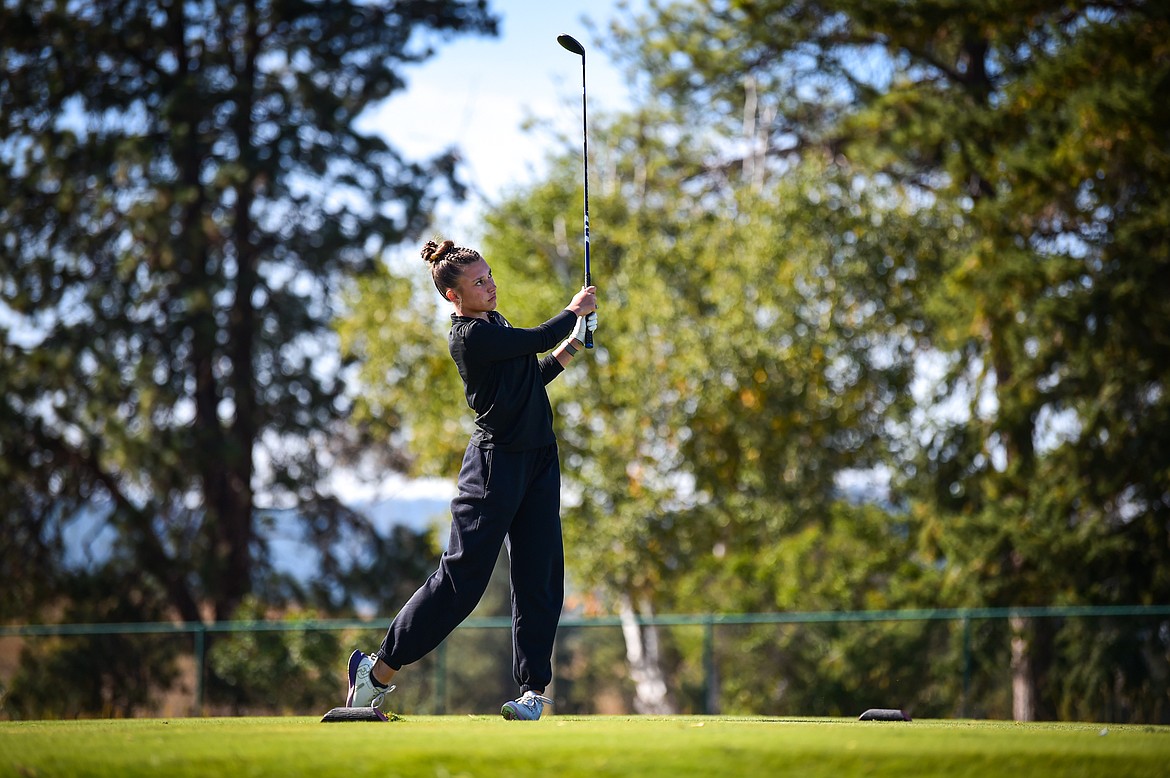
xmin=570 ymin=312 xmax=597 ymax=343
xmin=566 ymin=285 xmax=597 ymax=316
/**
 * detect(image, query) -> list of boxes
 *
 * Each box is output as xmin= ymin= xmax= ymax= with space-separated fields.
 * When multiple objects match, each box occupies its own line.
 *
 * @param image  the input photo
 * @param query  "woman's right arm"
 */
xmin=465 ymin=286 xmax=597 ymax=363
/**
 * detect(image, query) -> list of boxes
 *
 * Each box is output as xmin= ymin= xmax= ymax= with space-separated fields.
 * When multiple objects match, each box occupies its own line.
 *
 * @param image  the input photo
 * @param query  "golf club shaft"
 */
xmin=579 ymin=50 xmax=592 ymax=349
xmin=559 ymin=33 xmax=593 ymax=349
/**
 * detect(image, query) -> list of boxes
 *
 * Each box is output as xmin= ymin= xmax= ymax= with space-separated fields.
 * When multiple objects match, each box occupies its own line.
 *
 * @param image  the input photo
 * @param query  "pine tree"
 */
xmin=0 ymin=0 xmax=497 ymax=626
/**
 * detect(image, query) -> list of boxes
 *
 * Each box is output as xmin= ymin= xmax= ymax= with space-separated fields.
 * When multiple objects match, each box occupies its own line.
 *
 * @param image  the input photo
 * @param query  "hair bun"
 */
xmin=421 ymin=238 xmax=455 ymax=264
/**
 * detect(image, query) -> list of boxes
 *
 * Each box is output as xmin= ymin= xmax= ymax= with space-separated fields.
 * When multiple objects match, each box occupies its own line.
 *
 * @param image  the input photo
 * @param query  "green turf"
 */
xmin=2 ymin=716 xmax=1168 ymax=778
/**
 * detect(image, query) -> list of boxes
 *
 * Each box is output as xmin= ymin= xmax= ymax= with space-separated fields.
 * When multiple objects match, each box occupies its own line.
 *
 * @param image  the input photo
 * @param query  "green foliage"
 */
xmin=0 ymin=0 xmax=497 ymax=626
xmin=207 ymin=598 xmax=342 ymax=715
xmin=338 ymin=97 xmax=946 ymax=711
xmin=477 ymin=123 xmax=933 ymax=616
xmin=550 ymin=622 xmax=636 ymax=714
xmin=337 ymin=522 xmax=448 ymax=617
xmin=426 ymin=550 xmax=518 ymax=715
xmin=597 ymin=0 xmax=1170 ymax=720
xmin=333 ymin=0 xmax=1170 ymax=721
xmin=0 ymin=0 xmax=498 ymax=719
xmin=2 ymin=569 xmax=180 ymax=719
xmin=337 ymin=260 xmax=470 ymax=478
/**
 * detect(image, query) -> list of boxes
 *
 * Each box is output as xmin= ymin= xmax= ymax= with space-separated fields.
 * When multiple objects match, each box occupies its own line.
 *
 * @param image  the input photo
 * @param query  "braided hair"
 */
xmin=421 ymin=239 xmax=484 ymax=300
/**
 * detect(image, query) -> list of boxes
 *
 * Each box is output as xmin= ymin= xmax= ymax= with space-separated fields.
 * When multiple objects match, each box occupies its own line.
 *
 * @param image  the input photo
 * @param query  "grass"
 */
xmin=2 ymin=715 xmax=1168 ymax=778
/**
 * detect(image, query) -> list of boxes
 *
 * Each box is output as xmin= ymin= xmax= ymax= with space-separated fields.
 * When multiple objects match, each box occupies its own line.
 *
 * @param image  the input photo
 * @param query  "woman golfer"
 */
xmin=345 ymin=238 xmax=597 ymax=720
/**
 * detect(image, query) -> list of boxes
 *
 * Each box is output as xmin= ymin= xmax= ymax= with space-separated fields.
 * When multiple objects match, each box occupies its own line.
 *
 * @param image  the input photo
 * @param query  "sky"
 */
xmin=354 ymin=0 xmax=643 ymax=240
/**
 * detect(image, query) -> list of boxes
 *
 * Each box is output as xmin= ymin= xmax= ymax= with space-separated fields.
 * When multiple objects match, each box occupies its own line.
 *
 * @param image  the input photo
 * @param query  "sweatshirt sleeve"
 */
xmin=538 ymin=354 xmax=566 ymax=385
xmin=462 ymin=309 xmax=576 ymax=364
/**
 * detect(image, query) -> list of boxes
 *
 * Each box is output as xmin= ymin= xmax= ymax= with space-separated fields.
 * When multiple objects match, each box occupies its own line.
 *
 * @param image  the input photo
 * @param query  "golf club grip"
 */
xmin=584 ymin=268 xmax=593 ymax=349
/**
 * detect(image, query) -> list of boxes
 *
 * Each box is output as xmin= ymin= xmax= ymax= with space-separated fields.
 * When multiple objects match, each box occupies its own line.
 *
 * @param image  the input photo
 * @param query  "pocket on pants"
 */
xmin=458 ymin=444 xmax=493 ymax=500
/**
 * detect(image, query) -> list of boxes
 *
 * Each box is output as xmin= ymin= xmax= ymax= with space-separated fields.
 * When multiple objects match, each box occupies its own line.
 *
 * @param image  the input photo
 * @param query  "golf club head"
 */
xmin=557 ymin=33 xmax=585 ymax=56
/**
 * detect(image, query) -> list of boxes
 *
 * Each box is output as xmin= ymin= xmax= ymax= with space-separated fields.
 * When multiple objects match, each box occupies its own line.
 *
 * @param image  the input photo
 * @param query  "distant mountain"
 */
xmin=262 ymin=485 xmax=453 ymax=586
xmin=353 ymin=489 xmax=452 ymax=537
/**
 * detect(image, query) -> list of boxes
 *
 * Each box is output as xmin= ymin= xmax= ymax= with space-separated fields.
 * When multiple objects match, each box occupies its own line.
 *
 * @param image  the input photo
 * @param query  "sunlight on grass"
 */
xmin=2 ymin=716 xmax=1168 ymax=778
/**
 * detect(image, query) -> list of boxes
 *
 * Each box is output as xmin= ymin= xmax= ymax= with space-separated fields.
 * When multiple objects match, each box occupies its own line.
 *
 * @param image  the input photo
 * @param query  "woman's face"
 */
xmin=447 ymin=257 xmax=497 ymax=318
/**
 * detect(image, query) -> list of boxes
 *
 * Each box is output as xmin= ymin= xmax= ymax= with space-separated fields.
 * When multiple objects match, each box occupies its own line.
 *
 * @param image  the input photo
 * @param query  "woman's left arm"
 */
xmin=540 ymin=312 xmax=596 ymax=383
xmin=538 ymin=336 xmax=585 ymax=384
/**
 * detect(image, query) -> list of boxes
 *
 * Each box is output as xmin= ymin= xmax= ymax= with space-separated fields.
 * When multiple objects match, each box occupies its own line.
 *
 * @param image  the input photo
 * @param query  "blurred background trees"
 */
xmin=604 ymin=0 xmax=1170 ymax=721
xmin=1 ymin=0 xmax=497 ymax=716
xmin=348 ymin=0 xmax=1169 ymax=719
xmin=3 ymin=0 xmax=1168 ymax=722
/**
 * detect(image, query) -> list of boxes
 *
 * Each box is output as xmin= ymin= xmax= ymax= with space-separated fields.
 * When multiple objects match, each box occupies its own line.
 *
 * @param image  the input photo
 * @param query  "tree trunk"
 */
xmin=618 ymin=594 xmax=675 ymax=714
xmin=1009 ymin=614 xmax=1036 ymax=721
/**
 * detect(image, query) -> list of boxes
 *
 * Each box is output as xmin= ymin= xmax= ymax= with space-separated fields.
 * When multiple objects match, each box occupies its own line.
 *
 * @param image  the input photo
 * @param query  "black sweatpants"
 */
xmin=376 ymin=442 xmax=564 ymax=694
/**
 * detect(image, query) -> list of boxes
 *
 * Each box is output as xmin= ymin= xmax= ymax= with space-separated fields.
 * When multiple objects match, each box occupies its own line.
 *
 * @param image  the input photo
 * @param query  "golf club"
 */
xmin=557 ymin=32 xmax=593 ymax=349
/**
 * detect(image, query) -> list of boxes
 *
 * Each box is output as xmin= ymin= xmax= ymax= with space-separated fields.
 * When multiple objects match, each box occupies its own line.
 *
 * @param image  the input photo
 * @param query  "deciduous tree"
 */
xmin=607 ymin=0 xmax=1170 ymax=720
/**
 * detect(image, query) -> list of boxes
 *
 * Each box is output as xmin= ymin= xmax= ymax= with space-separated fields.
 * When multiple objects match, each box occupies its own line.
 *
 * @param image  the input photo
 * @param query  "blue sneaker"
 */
xmin=346 ymin=649 xmax=394 ymax=709
xmin=501 ymin=691 xmax=553 ymax=721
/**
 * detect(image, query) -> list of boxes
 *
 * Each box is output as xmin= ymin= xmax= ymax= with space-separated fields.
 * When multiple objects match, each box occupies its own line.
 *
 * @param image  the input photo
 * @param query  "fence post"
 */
xmin=193 ymin=625 xmax=206 ymax=716
xmin=961 ymin=613 xmax=971 ymax=719
xmin=703 ymin=616 xmax=716 ymax=715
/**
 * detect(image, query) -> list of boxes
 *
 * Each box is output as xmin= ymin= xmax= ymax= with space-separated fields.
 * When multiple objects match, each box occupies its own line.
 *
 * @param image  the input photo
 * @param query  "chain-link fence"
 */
xmin=3 ymin=605 xmax=1168 ymax=721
